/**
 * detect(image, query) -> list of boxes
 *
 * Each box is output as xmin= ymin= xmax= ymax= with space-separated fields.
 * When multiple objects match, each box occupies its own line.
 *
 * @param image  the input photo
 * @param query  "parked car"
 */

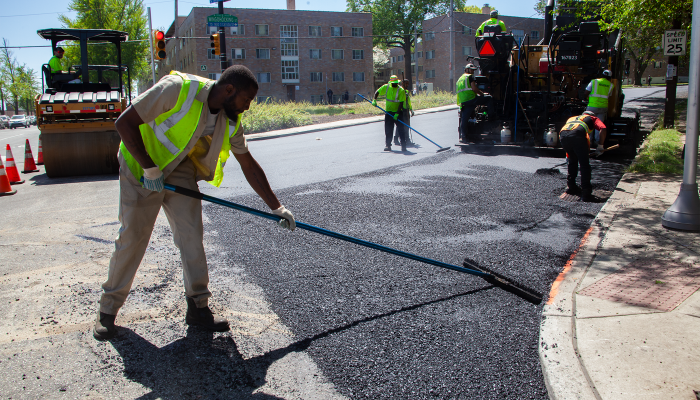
xmin=29 ymin=116 xmax=36 ymax=125
xmin=9 ymin=115 xmax=29 ymax=129
xmin=0 ymin=115 xmax=8 ymax=129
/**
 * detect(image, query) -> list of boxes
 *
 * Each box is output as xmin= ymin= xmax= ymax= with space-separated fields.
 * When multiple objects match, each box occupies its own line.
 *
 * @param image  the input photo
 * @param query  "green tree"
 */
xmin=0 ymin=39 xmax=38 ymax=114
xmin=347 ymin=0 xmax=464 ymax=85
xmin=456 ymin=5 xmax=486 ymax=14
xmin=58 ymin=0 xmax=149 ymax=91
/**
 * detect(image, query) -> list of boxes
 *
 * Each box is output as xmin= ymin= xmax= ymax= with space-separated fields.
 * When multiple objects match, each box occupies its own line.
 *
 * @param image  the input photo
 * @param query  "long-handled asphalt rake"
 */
xmin=358 ymin=94 xmax=451 ymax=153
xmin=162 ymin=183 xmax=543 ymax=304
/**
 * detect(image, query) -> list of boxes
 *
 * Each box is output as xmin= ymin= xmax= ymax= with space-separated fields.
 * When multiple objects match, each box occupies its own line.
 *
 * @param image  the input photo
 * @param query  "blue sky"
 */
xmin=1 ymin=0 xmax=540 ymax=82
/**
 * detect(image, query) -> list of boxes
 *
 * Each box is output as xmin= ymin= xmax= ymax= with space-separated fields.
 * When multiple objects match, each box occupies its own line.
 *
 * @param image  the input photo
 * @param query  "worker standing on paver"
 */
xmin=394 ymin=79 xmax=415 ymax=146
xmin=94 ymin=66 xmax=296 ymax=340
xmin=476 ymin=10 xmax=506 ymax=36
xmin=559 ymin=110 xmax=607 ymax=202
xmin=373 ymin=75 xmax=407 ymax=152
xmin=584 ymin=70 xmax=614 ymax=144
xmin=457 ymin=64 xmax=495 ymax=142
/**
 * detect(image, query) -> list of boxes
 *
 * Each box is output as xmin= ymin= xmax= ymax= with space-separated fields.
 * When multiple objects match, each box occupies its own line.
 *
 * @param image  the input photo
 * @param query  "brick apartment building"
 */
xmin=155 ymin=6 xmax=373 ymax=104
xmin=383 ymin=6 xmax=543 ymax=92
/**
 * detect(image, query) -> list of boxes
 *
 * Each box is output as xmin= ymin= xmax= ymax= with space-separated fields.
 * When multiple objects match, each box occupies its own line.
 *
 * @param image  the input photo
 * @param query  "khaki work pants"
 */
xmin=99 ymin=157 xmax=210 ymax=315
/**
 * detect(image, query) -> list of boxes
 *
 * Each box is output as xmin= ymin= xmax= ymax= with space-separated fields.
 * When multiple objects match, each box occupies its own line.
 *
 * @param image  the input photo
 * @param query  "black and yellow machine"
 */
xmin=460 ymin=0 xmax=639 ymax=148
xmin=36 ymin=29 xmax=131 ymax=177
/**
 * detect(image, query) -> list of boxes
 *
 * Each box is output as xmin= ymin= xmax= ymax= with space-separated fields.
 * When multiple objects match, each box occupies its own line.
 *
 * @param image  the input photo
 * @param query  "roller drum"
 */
xmin=42 ymin=130 xmax=121 ymax=178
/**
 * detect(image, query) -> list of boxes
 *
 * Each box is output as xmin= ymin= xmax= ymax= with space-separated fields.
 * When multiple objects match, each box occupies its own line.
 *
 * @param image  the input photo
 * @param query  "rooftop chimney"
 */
xmin=482 ymin=4 xmax=490 ymax=14
xmin=287 ymin=0 xmax=295 ymax=10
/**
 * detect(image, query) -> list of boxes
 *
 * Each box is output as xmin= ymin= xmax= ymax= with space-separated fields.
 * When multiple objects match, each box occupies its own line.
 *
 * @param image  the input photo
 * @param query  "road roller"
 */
xmin=36 ymin=28 xmax=132 ymax=178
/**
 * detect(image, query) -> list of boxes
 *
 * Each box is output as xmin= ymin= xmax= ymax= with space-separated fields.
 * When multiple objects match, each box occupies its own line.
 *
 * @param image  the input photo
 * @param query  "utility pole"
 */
xmin=218 ymin=0 xmax=228 ymax=72
xmin=174 ymin=0 xmax=178 ymax=70
xmin=662 ymin=2 xmax=700 ymax=230
xmin=663 ymin=18 xmax=681 ymax=128
xmin=449 ymin=0 xmax=454 ymax=93
xmin=414 ymin=25 xmax=418 ymax=93
xmin=147 ymin=7 xmax=156 ymax=87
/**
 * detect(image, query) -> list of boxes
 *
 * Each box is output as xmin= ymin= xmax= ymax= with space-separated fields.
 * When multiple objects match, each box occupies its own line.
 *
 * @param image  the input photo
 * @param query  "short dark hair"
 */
xmin=218 ymin=65 xmax=258 ymax=93
xmin=56 ymin=47 xmax=64 ymax=52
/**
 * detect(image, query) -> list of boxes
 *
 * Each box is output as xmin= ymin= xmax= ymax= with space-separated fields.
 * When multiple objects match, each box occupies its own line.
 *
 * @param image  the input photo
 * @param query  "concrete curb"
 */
xmin=245 ymin=104 xmax=459 ymax=141
xmin=539 ymin=174 xmax=635 ymax=400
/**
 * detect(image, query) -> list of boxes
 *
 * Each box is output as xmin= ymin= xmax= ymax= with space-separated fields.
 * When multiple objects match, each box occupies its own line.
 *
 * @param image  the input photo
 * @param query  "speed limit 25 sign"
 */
xmin=663 ymin=30 xmax=687 ymax=56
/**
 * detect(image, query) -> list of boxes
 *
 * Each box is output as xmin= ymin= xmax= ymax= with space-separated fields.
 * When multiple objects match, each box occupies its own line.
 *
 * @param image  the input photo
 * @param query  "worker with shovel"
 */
xmin=373 ymin=75 xmax=408 ymax=152
xmin=559 ymin=110 xmax=607 ymax=202
xmin=94 ymin=66 xmax=296 ymax=340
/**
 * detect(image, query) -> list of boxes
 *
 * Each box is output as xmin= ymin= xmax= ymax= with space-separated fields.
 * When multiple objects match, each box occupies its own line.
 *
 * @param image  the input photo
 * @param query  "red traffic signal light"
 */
xmin=210 ymin=33 xmax=221 ymax=56
xmin=153 ymin=30 xmax=166 ymax=60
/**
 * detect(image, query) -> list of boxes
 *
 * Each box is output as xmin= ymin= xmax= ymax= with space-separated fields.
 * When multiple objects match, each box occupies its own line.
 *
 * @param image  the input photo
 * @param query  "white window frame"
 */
xmin=230 ymin=25 xmax=245 ymax=35
xmin=255 ymin=24 xmax=269 ymax=36
xmin=281 ymin=59 xmax=299 ymax=82
xmin=207 ymin=25 xmax=218 ymax=34
xmin=352 ymin=49 xmax=364 ymax=60
xmin=351 ymin=27 xmax=364 ymax=37
xmin=309 ymin=26 xmax=322 ymax=37
xmin=426 ymin=50 xmax=435 ymax=60
xmin=309 ymin=49 xmax=321 ymax=59
xmin=331 ymin=49 xmax=344 ymax=60
xmin=280 ymin=25 xmax=298 ymax=57
xmin=310 ymin=72 xmax=323 ymax=82
xmin=232 ymin=48 xmax=246 ymax=59
xmin=256 ymin=72 xmax=271 ymax=83
xmin=256 ymin=48 xmax=270 ymax=59
xmin=330 ymin=26 xmax=342 ymax=37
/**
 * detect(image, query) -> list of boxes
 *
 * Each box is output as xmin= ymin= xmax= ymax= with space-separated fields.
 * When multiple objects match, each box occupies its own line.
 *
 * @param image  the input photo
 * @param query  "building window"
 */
xmin=351 ymin=27 xmax=364 ymax=37
xmin=512 ymin=29 xmax=525 ymax=45
xmin=310 ymin=72 xmax=323 ymax=82
xmin=257 ymin=72 xmax=271 ymax=83
xmin=426 ymin=50 xmax=435 ymax=59
xmin=531 ymin=30 xmax=539 ymax=40
xmin=332 ymin=72 xmax=344 ymax=82
xmin=232 ymin=48 xmax=246 ymax=59
xmin=425 ymin=70 xmax=435 ymax=78
xmin=425 ymin=32 xmax=435 ymax=40
xmin=207 ymin=25 xmax=218 ymax=34
xmin=397 ymin=55 xmax=404 ymax=61
xmin=207 ymin=48 xmax=217 ymax=60
xmin=310 ymin=94 xmax=324 ymax=104
xmin=462 ymin=46 xmax=472 ymax=56
xmin=309 ymin=49 xmax=321 ymax=59
xmin=418 ymin=65 xmax=423 ymax=72
xmin=208 ymin=73 xmax=218 ymax=80
xmin=463 ymin=26 xmax=473 ymax=35
xmin=353 ymin=72 xmax=365 ymax=82
xmin=281 ymin=60 xmax=299 ymax=81
xmin=230 ymin=25 xmax=245 ymax=35
xmin=280 ymin=25 xmax=298 ymax=56
xmin=654 ymin=61 xmax=663 ymax=68
xmin=331 ymin=26 xmax=342 ymax=37
xmin=256 ymin=48 xmax=270 ymax=59
xmin=391 ymin=56 xmax=395 ymax=63
xmin=256 ymin=96 xmax=271 ymax=104
xmin=417 ymin=51 xmax=422 ymax=58
xmin=255 ymin=24 xmax=269 ymax=36
xmin=352 ymin=50 xmax=364 ymax=60
xmin=331 ymin=49 xmax=344 ymax=60
xmin=309 ymin=26 xmax=322 ymax=37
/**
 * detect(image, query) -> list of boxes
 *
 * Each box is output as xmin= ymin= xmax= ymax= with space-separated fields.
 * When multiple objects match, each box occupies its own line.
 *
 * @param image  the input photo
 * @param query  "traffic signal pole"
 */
xmin=218 ymin=1 xmax=228 ymax=72
xmin=147 ymin=7 xmax=156 ymax=87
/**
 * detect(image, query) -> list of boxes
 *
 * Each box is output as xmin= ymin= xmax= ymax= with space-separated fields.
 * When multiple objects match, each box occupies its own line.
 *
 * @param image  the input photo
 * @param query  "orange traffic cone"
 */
xmin=0 ymin=157 xmax=17 ymax=196
xmin=5 ymin=144 xmax=24 ymax=184
xmin=22 ymin=139 xmax=39 ymax=173
xmin=36 ymin=135 xmax=44 ymax=165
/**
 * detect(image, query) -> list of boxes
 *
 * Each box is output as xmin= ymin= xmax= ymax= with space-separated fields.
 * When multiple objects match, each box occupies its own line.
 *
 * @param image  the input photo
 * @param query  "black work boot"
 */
xmin=580 ymin=191 xmax=598 ymax=203
xmin=93 ymin=311 xmax=118 ymax=340
xmin=384 ymin=145 xmax=391 ymax=151
xmin=185 ymin=297 xmax=230 ymax=332
xmin=565 ymin=185 xmax=582 ymax=196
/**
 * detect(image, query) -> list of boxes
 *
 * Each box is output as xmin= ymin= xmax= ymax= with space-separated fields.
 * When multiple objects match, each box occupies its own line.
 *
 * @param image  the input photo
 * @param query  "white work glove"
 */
xmin=272 ymin=205 xmax=296 ymax=231
xmin=594 ymin=145 xmax=604 ymax=157
xmin=142 ymin=166 xmax=164 ymax=192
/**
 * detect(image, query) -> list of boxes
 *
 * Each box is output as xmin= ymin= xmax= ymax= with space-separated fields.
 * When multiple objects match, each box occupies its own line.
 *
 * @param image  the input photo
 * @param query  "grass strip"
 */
xmin=627 ymin=128 xmax=683 ymax=174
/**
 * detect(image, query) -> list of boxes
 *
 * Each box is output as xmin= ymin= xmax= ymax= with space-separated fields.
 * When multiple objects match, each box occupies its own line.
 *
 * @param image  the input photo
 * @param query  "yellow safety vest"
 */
xmin=377 ymin=84 xmax=406 ymax=112
xmin=588 ymin=78 xmax=612 ymax=108
xmin=121 ymin=71 xmax=240 ymax=188
xmin=456 ymin=73 xmax=475 ymax=104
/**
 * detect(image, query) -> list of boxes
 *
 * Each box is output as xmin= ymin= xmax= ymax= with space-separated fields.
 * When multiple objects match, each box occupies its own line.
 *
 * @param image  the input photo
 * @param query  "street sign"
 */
xmin=207 ymin=14 xmax=238 ymax=27
xmin=201 ymin=65 xmax=207 ymax=71
xmin=663 ymin=30 xmax=687 ymax=56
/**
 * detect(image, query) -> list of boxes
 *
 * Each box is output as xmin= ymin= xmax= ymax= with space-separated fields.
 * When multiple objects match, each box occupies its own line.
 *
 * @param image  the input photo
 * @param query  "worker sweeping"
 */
xmin=94 ymin=66 xmax=296 ymax=340
xmin=559 ymin=110 xmax=607 ymax=202
xmin=373 ymin=75 xmax=408 ymax=152
xmin=584 ymin=69 xmax=614 ymax=144
xmin=394 ymin=79 xmax=415 ymax=147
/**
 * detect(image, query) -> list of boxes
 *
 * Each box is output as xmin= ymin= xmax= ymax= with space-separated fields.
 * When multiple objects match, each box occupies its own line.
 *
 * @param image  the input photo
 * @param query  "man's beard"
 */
xmin=223 ymin=105 xmax=239 ymax=121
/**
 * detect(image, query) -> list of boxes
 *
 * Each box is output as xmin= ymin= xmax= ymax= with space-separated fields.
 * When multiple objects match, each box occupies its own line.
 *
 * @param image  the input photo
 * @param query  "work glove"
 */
xmin=594 ymin=145 xmax=604 ymax=157
xmin=371 ymin=99 xmax=377 ymax=107
xmin=393 ymin=112 xmax=399 ymax=121
xmin=142 ymin=166 xmax=164 ymax=192
xmin=272 ymin=205 xmax=296 ymax=231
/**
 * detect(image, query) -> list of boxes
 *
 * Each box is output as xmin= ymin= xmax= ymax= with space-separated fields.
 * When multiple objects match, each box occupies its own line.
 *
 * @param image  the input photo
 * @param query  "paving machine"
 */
xmin=460 ymin=0 xmax=639 ymax=148
xmin=36 ymin=29 xmax=131 ymax=177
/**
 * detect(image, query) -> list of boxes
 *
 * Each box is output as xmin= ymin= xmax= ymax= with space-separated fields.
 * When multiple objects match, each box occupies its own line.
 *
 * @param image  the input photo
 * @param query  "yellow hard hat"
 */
xmin=389 ymin=75 xmax=400 ymax=83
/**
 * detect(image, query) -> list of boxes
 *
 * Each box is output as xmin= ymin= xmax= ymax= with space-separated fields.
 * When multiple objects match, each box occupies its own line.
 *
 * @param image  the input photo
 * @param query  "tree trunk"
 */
xmin=0 ymin=87 xmax=4 ymax=115
xmin=403 ymin=36 xmax=413 ymax=87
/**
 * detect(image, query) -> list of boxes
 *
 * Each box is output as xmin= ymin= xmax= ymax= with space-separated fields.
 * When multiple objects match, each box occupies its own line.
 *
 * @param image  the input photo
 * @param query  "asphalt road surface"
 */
xmin=0 ymin=87 xmax=672 ymax=399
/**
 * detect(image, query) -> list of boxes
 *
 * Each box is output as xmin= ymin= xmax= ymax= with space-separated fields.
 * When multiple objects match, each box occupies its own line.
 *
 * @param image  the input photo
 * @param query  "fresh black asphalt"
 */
xmin=203 ymin=150 xmax=626 ymax=399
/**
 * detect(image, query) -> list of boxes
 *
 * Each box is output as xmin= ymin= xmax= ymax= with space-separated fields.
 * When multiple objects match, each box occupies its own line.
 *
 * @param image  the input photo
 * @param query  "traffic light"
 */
xmin=210 ymin=33 xmax=221 ymax=56
xmin=153 ymin=30 xmax=166 ymax=60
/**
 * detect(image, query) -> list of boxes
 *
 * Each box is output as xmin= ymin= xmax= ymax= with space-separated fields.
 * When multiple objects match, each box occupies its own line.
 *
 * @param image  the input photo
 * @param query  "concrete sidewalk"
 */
xmin=540 ymin=171 xmax=700 ymax=399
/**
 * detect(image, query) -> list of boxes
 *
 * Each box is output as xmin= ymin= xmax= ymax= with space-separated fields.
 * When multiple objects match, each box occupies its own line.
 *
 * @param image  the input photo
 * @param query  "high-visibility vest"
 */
xmin=560 ymin=115 xmax=594 ymax=137
xmin=456 ymin=73 xmax=476 ymax=104
xmin=588 ymin=78 xmax=612 ymax=108
xmin=121 ymin=71 xmax=241 ymax=188
xmin=376 ymin=84 xmax=406 ymax=112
